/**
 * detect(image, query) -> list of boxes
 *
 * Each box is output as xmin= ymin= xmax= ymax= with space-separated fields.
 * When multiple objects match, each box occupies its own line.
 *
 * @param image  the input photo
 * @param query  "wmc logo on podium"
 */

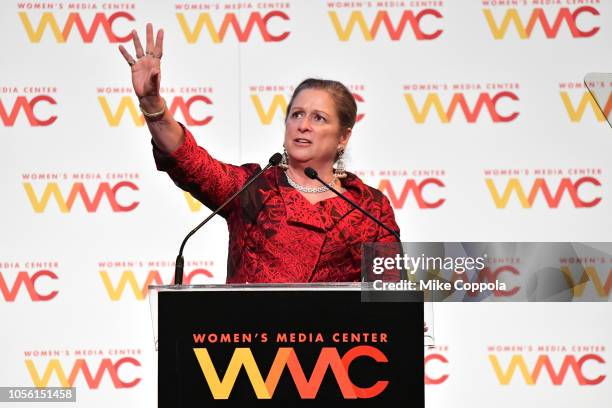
xmin=157 ymin=288 xmax=424 ymax=406
xmin=193 ymin=345 xmax=388 ymax=399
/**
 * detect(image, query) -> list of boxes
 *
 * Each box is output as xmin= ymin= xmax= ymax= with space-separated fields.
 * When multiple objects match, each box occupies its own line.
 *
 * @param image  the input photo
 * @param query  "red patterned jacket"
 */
xmin=153 ymin=126 xmax=400 ymax=283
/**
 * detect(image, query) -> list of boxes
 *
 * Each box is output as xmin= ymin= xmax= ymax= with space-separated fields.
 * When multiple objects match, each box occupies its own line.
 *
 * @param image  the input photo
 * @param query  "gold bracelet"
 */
xmin=139 ymin=97 xmax=166 ymax=119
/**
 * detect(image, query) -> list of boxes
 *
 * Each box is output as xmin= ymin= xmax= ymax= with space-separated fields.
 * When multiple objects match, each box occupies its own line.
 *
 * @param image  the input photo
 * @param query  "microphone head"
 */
xmin=269 ymin=152 xmax=283 ymax=166
xmin=304 ymin=167 xmax=318 ymax=179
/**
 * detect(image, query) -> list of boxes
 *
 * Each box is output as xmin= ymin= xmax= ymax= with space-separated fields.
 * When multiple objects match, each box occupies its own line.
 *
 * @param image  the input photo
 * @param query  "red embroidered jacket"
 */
xmin=153 ymin=126 xmax=401 ymax=283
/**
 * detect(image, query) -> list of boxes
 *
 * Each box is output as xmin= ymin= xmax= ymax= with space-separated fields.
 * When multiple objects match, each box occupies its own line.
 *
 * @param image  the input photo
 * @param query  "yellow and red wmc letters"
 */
xmin=25 ymin=358 xmax=141 ymax=389
xmin=194 ymin=346 xmax=388 ymax=399
xmin=404 ymin=92 xmax=519 ymax=123
xmin=483 ymin=7 xmax=599 ymax=39
xmin=489 ymin=354 xmax=605 ymax=385
xmin=328 ymin=10 xmax=443 ymax=41
xmin=23 ymin=182 xmax=139 ymax=213
xmin=18 ymin=12 xmax=135 ymax=43
xmin=485 ymin=177 xmax=601 ymax=209
xmin=176 ymin=11 xmax=289 ymax=43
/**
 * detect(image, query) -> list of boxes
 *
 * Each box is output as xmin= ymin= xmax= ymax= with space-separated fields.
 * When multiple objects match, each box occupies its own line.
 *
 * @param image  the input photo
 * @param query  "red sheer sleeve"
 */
xmin=152 ymin=124 xmax=260 ymax=214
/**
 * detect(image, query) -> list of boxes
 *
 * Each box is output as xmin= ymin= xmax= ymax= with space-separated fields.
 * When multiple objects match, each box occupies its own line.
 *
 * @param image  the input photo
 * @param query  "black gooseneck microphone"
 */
xmin=173 ymin=153 xmax=283 ymax=285
xmin=304 ymin=167 xmax=407 ymax=280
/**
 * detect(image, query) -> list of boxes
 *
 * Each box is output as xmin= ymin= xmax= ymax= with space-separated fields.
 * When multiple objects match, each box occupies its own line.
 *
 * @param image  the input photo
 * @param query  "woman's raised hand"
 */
xmin=117 ymin=23 xmax=182 ymax=152
xmin=118 ymin=23 xmax=164 ymax=110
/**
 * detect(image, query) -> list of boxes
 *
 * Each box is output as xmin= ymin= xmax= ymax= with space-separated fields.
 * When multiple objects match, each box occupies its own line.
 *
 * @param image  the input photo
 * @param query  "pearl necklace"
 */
xmin=285 ymin=170 xmax=337 ymax=194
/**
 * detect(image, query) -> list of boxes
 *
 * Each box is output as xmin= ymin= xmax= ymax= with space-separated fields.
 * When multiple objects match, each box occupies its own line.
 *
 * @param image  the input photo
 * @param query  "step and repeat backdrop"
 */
xmin=1 ymin=0 xmax=611 ymax=407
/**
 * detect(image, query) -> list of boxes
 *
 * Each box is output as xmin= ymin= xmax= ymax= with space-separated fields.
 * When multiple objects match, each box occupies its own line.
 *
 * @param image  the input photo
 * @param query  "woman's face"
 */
xmin=284 ymin=88 xmax=351 ymax=169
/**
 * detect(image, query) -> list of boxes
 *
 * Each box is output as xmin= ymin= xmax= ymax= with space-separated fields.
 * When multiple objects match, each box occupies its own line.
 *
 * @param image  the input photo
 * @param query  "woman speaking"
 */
xmin=119 ymin=24 xmax=400 ymax=283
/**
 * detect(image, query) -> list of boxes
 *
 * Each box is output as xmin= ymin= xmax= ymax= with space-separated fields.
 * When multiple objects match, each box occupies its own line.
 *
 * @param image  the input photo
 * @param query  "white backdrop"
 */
xmin=1 ymin=1 xmax=610 ymax=406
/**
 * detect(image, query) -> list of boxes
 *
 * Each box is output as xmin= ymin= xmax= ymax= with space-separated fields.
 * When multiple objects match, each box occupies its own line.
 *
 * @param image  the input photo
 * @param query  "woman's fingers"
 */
xmin=118 ymin=45 xmax=136 ymax=66
xmin=132 ymin=29 xmax=145 ymax=58
xmin=154 ymin=29 xmax=164 ymax=59
xmin=145 ymin=23 xmax=154 ymax=55
xmin=124 ymin=24 xmax=163 ymax=61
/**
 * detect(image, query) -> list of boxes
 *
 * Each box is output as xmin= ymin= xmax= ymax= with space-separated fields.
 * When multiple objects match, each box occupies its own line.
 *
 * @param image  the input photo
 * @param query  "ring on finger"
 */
xmin=128 ymin=59 xmax=136 ymax=67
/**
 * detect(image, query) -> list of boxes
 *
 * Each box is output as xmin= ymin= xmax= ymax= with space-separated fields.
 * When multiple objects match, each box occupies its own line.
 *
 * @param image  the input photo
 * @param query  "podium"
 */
xmin=149 ymin=283 xmax=424 ymax=406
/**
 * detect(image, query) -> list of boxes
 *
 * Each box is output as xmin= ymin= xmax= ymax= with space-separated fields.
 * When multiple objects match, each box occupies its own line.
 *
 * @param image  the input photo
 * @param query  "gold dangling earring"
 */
xmin=279 ymin=147 xmax=289 ymax=170
xmin=334 ymin=148 xmax=347 ymax=179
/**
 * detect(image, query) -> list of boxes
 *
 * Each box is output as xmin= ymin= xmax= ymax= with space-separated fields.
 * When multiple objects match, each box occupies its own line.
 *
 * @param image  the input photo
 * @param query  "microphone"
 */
xmin=304 ymin=167 xmax=407 ymax=280
xmin=174 ymin=153 xmax=283 ymax=285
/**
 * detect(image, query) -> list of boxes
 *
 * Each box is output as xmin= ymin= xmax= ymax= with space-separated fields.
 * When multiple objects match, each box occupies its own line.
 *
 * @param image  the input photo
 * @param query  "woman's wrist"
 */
xmin=139 ymin=95 xmax=164 ymax=112
xmin=139 ymin=96 xmax=167 ymax=121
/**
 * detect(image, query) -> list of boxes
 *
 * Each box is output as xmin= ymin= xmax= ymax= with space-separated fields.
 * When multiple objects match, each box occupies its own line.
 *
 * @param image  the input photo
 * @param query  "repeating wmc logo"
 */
xmin=98 ymin=86 xmax=214 ymax=127
xmin=175 ymin=3 xmax=290 ymax=43
xmin=0 ymin=261 xmax=59 ymax=302
xmin=98 ymin=259 xmax=214 ymax=301
xmin=482 ymin=3 xmax=600 ymax=39
xmin=1 ymin=86 xmax=57 ymax=127
xmin=23 ymin=173 xmax=140 ymax=213
xmin=327 ymin=3 xmax=443 ymax=41
xmin=484 ymin=168 xmax=603 ymax=209
xmin=559 ymin=81 xmax=611 ymax=123
xmin=17 ymin=3 xmax=136 ymax=43
xmin=403 ymin=83 xmax=520 ymax=124
xmin=25 ymin=349 xmax=142 ymax=389
xmin=488 ymin=345 xmax=606 ymax=385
